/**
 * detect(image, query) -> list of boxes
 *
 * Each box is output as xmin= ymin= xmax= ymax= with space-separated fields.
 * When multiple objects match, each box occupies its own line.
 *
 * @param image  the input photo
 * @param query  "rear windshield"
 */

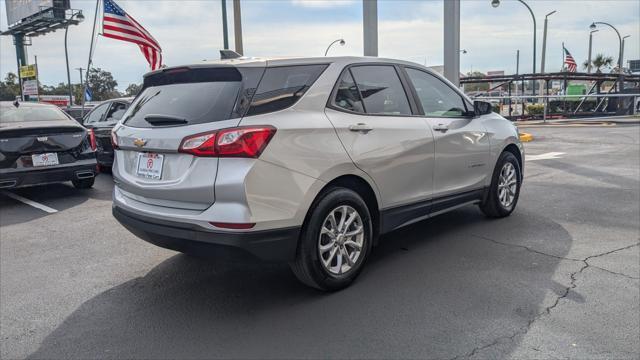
xmin=0 ymin=104 xmax=69 ymax=123
xmin=122 ymin=81 xmax=241 ymax=128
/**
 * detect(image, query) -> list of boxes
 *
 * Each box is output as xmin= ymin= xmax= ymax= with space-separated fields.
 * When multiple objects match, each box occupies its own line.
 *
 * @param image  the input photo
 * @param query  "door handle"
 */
xmin=433 ymin=124 xmax=449 ymax=132
xmin=349 ymin=123 xmax=373 ymax=133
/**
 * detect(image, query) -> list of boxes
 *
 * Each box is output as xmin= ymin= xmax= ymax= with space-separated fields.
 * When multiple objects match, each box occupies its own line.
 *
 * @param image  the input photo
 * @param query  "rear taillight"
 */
xmin=88 ymin=129 xmax=97 ymax=151
xmin=178 ymin=126 xmax=276 ymax=158
xmin=111 ymin=130 xmax=119 ymax=150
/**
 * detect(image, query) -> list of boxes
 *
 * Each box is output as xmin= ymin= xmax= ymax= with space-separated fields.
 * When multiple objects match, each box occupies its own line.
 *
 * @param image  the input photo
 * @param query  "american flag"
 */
xmin=564 ymin=47 xmax=577 ymax=73
xmin=102 ymin=0 xmax=163 ymax=70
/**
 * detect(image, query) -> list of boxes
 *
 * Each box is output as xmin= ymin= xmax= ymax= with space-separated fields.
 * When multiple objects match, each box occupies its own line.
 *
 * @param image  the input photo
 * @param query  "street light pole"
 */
xmin=587 ymin=30 xmax=598 ymax=73
xmin=590 ymin=22 xmax=623 ymax=92
xmin=64 ymin=10 xmax=84 ymax=107
xmin=491 ymin=0 xmax=536 ymax=96
xmin=221 ymin=0 xmax=229 ymax=49
xmin=621 ymin=35 xmax=630 ymax=72
xmin=540 ymin=10 xmax=556 ymax=99
xmin=325 ymin=39 xmax=345 ymax=56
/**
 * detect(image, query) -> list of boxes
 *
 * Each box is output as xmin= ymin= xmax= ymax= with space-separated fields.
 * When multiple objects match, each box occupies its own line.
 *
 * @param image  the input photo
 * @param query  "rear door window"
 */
xmin=83 ymin=103 xmax=109 ymax=125
xmin=349 ymin=65 xmax=412 ymax=116
xmin=333 ymin=70 xmax=365 ymax=113
xmin=246 ymin=64 xmax=328 ymax=116
xmin=105 ymin=102 xmax=128 ymax=122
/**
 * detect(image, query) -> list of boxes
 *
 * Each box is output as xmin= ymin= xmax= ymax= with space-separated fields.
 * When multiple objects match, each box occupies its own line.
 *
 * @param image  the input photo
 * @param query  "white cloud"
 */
xmin=291 ymin=0 xmax=355 ymax=8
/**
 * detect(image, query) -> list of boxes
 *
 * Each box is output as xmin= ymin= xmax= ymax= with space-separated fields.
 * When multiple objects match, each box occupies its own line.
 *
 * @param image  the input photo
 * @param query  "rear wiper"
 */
xmin=143 ymin=114 xmax=188 ymax=126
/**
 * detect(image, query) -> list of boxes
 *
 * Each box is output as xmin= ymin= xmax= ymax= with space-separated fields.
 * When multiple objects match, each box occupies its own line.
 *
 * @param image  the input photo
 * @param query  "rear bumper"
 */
xmin=113 ymin=206 xmax=301 ymax=262
xmin=96 ymin=150 xmax=114 ymax=167
xmin=0 ymin=161 xmax=98 ymax=189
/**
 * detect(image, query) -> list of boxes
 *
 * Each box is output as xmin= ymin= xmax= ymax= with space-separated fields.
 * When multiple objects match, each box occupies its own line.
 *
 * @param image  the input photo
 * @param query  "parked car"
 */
xmin=0 ymin=101 xmax=98 ymax=189
xmin=81 ymin=98 xmax=133 ymax=169
xmin=62 ymin=105 xmax=96 ymax=122
xmin=112 ymin=57 xmax=524 ymax=291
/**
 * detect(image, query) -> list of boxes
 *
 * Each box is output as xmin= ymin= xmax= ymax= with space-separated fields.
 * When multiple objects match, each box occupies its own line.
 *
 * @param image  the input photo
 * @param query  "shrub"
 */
xmin=526 ymin=104 xmax=544 ymax=115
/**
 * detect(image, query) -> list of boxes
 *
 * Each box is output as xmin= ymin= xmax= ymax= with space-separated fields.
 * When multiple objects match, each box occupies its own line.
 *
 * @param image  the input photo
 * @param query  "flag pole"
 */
xmin=82 ymin=0 xmax=100 ymax=118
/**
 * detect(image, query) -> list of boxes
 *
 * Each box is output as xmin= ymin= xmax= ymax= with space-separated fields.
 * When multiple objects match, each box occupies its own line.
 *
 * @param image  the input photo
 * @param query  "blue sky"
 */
xmin=1 ymin=0 xmax=638 ymax=91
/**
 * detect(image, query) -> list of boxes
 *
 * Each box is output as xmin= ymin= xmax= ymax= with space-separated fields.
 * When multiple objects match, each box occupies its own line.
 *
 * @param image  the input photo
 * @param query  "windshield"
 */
xmin=0 ymin=103 xmax=70 ymax=123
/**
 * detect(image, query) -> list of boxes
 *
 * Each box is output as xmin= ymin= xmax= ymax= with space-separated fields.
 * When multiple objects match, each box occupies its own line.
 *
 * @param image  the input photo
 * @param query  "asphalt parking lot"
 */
xmin=1 ymin=125 xmax=639 ymax=359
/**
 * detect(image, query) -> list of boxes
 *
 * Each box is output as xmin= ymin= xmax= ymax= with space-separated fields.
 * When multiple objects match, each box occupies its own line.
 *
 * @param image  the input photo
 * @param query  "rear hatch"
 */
xmin=113 ymin=65 xmax=264 ymax=210
xmin=0 ymin=104 xmax=89 ymax=170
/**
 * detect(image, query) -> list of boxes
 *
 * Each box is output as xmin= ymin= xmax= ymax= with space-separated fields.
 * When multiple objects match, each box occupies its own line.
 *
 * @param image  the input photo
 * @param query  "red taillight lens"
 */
xmin=110 ymin=130 xmax=119 ymax=150
xmin=178 ymin=131 xmax=217 ymax=157
xmin=88 ymin=129 xmax=97 ymax=151
xmin=215 ymin=126 xmax=276 ymax=158
xmin=178 ymin=126 xmax=276 ymax=158
xmin=209 ymin=222 xmax=256 ymax=229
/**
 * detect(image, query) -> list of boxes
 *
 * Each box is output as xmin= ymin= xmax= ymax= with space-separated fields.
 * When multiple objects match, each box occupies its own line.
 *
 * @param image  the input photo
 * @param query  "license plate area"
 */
xmin=32 ymin=153 xmax=59 ymax=167
xmin=136 ymin=152 xmax=164 ymax=180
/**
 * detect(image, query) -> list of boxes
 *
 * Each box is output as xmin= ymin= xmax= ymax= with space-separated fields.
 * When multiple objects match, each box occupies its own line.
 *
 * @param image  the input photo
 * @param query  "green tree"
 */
xmin=464 ymin=71 xmax=490 ymax=92
xmin=583 ymin=54 xmax=614 ymax=73
xmin=0 ymin=72 xmax=21 ymax=101
xmin=124 ymin=83 xmax=142 ymax=97
xmin=86 ymin=68 xmax=120 ymax=101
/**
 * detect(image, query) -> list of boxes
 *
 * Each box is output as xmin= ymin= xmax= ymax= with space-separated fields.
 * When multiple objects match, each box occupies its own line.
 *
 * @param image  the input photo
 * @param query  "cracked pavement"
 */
xmin=1 ymin=125 xmax=639 ymax=359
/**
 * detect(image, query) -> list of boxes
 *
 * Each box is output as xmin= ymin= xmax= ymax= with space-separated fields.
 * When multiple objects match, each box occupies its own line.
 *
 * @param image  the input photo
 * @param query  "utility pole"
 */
xmin=233 ymin=0 xmax=243 ymax=55
xmin=221 ymin=0 xmax=229 ymax=49
xmin=14 ymin=34 xmax=28 ymax=101
xmin=443 ymin=0 xmax=461 ymax=86
xmin=363 ymin=0 xmax=378 ymax=57
xmin=76 ymin=67 xmax=85 ymax=104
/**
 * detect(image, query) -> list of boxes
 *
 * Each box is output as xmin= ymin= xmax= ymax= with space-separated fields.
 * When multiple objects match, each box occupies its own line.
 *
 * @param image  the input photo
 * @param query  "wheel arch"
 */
xmin=303 ymin=174 xmax=381 ymax=244
xmin=503 ymin=143 xmax=524 ymax=180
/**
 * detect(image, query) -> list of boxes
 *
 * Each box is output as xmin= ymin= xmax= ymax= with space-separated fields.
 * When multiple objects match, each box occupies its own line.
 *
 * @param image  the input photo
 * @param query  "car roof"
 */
xmin=147 ymin=56 xmax=428 ymax=76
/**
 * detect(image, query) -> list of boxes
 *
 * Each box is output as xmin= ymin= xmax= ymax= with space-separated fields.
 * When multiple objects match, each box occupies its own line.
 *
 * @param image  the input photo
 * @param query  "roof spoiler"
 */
xmin=220 ymin=50 xmax=242 ymax=60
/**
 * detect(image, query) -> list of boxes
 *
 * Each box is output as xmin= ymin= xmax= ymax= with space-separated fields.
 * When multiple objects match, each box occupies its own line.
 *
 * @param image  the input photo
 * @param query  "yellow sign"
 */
xmin=20 ymin=64 xmax=37 ymax=78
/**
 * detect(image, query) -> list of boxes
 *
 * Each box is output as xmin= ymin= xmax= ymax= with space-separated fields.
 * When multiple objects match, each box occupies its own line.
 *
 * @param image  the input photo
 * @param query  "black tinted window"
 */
xmin=350 ymin=65 xmax=411 ymax=115
xmin=84 ymin=103 xmax=109 ymax=124
xmin=246 ymin=65 xmax=327 ymax=116
xmin=105 ymin=102 xmax=128 ymax=122
xmin=333 ymin=70 xmax=364 ymax=113
xmin=405 ymin=68 xmax=467 ymax=117
xmin=122 ymin=81 xmax=241 ymax=128
xmin=0 ymin=103 xmax=70 ymax=122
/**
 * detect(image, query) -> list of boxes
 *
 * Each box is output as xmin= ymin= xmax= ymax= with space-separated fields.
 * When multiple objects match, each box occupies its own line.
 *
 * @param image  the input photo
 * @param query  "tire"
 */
xmin=290 ymin=187 xmax=373 ymax=291
xmin=480 ymin=151 xmax=522 ymax=218
xmin=72 ymin=177 xmax=95 ymax=189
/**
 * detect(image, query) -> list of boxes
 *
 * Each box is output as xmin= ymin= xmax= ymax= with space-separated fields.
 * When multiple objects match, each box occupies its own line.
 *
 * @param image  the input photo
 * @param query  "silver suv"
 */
xmin=112 ymin=57 xmax=523 ymax=291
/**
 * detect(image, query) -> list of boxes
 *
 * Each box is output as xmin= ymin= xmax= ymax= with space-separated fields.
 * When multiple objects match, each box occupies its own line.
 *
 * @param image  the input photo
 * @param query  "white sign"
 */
xmin=5 ymin=0 xmax=54 ymax=26
xmin=22 ymin=79 xmax=38 ymax=96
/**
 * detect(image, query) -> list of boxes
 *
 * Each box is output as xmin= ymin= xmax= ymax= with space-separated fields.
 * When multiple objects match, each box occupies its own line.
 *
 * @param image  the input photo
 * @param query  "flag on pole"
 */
xmin=563 ymin=47 xmax=577 ymax=72
xmin=84 ymin=87 xmax=93 ymax=102
xmin=102 ymin=0 xmax=163 ymax=70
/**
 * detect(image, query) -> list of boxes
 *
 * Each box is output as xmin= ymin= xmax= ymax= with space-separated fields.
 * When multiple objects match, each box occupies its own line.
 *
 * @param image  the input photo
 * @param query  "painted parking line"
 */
xmin=526 ymin=152 xmax=566 ymax=162
xmin=1 ymin=191 xmax=58 ymax=214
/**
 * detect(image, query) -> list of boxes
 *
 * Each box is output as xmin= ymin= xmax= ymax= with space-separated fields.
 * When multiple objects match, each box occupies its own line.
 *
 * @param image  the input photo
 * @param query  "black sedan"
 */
xmin=81 ymin=98 xmax=133 ymax=169
xmin=0 ymin=101 xmax=98 ymax=189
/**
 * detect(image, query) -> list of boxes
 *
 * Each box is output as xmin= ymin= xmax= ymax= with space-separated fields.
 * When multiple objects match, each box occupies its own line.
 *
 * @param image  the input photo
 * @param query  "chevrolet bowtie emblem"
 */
xmin=133 ymin=138 xmax=147 ymax=147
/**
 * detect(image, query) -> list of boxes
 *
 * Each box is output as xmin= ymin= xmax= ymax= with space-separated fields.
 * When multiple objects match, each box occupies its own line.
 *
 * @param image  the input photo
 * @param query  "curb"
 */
xmin=519 ymin=132 xmax=533 ymax=142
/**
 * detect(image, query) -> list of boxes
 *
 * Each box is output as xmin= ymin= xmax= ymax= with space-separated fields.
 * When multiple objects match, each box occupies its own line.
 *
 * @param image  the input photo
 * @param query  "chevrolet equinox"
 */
xmin=112 ymin=57 xmax=524 ymax=291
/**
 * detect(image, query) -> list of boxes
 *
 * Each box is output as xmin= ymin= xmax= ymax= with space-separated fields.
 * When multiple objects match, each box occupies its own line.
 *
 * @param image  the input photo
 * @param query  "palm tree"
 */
xmin=583 ymin=54 xmax=614 ymax=73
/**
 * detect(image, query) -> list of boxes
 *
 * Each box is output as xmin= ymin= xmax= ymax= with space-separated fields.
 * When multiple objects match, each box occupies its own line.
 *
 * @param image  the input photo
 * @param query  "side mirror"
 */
xmin=474 ymin=100 xmax=493 ymax=116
